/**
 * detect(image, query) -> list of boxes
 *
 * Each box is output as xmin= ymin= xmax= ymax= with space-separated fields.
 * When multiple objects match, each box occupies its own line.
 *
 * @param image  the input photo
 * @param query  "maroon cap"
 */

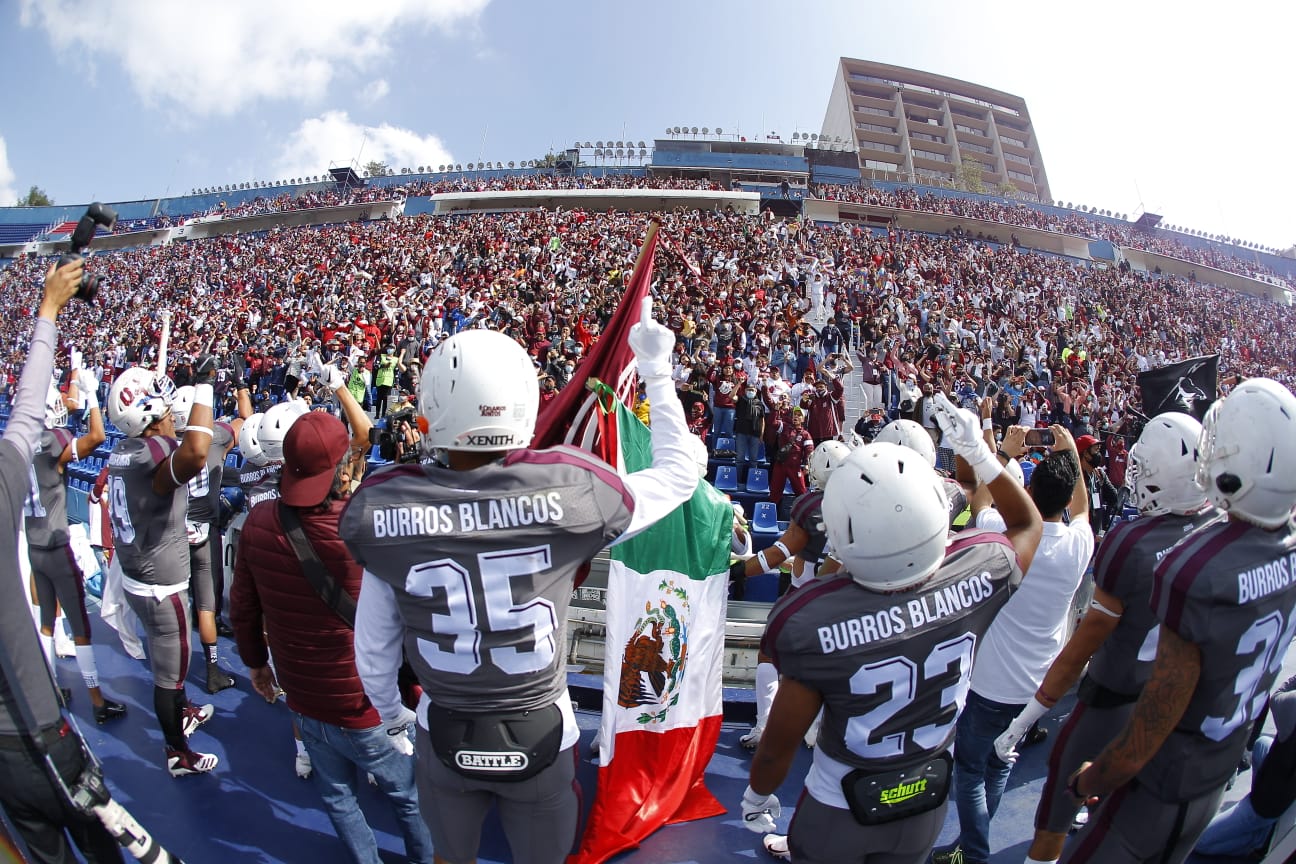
xmin=280 ymin=412 xmax=350 ymax=507
xmin=1075 ymin=434 xmax=1099 ymax=454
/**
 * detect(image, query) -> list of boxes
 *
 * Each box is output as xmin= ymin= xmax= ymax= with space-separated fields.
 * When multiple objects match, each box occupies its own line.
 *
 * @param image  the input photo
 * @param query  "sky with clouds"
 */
xmin=0 ymin=0 xmax=1290 ymax=248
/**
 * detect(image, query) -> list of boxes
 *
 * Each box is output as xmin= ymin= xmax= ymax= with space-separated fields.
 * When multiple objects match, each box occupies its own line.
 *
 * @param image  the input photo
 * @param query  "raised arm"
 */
xmin=618 ymin=297 xmax=698 ymax=540
xmin=5 ymin=260 xmax=82 ymax=459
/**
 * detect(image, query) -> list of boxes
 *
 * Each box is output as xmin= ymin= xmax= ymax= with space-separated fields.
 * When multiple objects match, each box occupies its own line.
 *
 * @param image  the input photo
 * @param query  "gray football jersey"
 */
xmin=1086 ymin=509 xmax=1223 ymax=697
xmin=241 ymin=463 xmax=282 ymax=512
xmin=185 ymin=421 xmax=233 ymax=523
xmin=107 ymin=436 xmax=191 ymax=586
xmin=24 ymin=427 xmax=74 ymax=549
xmin=1140 ymin=519 xmax=1296 ymax=800
xmin=340 ymin=446 xmax=634 ymax=713
xmin=763 ymin=529 xmax=1024 ymax=770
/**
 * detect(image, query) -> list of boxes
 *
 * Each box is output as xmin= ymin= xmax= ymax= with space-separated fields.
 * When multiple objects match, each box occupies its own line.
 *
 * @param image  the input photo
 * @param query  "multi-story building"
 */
xmin=820 ymin=58 xmax=1051 ymax=202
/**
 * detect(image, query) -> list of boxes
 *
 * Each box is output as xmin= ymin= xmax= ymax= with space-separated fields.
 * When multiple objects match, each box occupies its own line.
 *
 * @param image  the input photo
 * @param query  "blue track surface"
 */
xmin=49 ymin=617 xmax=1266 ymax=863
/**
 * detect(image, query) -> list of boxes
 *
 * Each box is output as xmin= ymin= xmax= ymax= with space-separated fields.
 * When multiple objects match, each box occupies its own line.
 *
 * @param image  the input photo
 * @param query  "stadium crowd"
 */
xmin=150 ymin=172 xmax=1293 ymax=289
xmin=3 ymin=203 xmax=1293 ymax=462
xmin=3 ymin=197 xmax=1296 ymax=864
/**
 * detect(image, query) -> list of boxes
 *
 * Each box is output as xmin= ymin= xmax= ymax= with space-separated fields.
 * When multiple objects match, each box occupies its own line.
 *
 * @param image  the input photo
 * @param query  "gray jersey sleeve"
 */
xmin=186 ymin=421 xmax=233 ymax=523
xmin=108 ymin=436 xmax=191 ymax=586
xmin=340 ymin=448 xmax=635 ymax=714
xmin=1140 ymin=520 xmax=1296 ymax=800
xmin=23 ymin=427 xmax=73 ymax=548
xmin=763 ymin=529 xmax=1022 ymax=770
xmin=1088 ymin=511 xmax=1220 ymax=696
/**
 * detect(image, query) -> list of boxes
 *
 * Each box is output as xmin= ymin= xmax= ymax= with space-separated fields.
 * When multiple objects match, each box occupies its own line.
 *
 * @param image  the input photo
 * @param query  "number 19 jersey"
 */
xmin=762 ymin=529 xmax=1023 ymax=805
xmin=107 ymin=436 xmax=190 ymax=586
xmin=340 ymin=446 xmax=634 ymax=714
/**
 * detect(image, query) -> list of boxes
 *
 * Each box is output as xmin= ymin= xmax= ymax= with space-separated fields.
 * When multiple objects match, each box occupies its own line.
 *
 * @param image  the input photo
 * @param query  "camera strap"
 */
xmin=278 ymin=502 xmax=357 ymax=628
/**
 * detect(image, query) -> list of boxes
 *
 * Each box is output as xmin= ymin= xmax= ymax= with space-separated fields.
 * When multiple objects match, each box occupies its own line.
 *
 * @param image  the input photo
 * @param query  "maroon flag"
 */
xmin=531 ymin=221 xmax=661 ymax=450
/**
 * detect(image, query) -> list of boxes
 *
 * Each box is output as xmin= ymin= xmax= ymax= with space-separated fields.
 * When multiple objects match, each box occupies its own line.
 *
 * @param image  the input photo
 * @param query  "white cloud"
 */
xmin=0 ymin=137 xmax=15 ymax=206
xmin=273 ymin=111 xmax=454 ymax=179
xmin=19 ymin=0 xmax=489 ymax=116
xmin=360 ymin=79 xmax=390 ymax=104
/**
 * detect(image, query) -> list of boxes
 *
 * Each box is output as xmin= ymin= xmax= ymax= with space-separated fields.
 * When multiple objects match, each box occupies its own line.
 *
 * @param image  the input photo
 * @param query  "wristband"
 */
xmin=83 ymin=390 xmax=99 ymax=411
xmin=972 ymin=454 xmax=1004 ymax=486
xmin=755 ymin=550 xmax=772 ymax=573
xmin=982 ymin=418 xmax=993 ymax=431
xmin=1067 ymin=770 xmax=1087 ymax=800
xmin=193 ymin=383 xmax=214 ymax=408
xmin=772 ymin=540 xmax=792 ymax=560
xmin=183 ymin=425 xmax=213 ymax=438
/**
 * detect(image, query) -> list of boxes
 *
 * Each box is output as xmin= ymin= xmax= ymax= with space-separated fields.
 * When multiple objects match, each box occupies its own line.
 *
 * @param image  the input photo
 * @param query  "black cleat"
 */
xmin=205 ymin=664 xmax=236 ymax=695
xmin=94 ymin=699 xmax=127 ymax=725
xmin=215 ymin=619 xmax=236 ymax=639
xmin=59 ymin=687 xmax=73 ymax=705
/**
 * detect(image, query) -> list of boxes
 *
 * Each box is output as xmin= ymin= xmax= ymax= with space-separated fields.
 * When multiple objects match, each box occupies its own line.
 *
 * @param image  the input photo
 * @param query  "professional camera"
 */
xmin=57 ymin=202 xmax=118 ymax=302
xmin=369 ymin=408 xmax=420 ymax=464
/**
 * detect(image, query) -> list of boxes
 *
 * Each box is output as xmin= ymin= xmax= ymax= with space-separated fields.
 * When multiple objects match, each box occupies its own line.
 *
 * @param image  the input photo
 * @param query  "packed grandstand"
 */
xmin=4 ymin=157 xmax=1296 ymax=864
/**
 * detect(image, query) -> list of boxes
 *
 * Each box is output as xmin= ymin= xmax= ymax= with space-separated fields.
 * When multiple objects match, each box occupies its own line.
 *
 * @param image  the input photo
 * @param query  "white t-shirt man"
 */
xmin=969 ymin=508 xmax=1093 ymax=704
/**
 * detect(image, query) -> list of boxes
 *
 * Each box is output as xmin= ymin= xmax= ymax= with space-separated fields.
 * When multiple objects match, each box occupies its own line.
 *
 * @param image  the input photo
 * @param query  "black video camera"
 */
xmin=369 ymin=408 xmax=419 ymax=463
xmin=57 ymin=202 xmax=117 ymax=302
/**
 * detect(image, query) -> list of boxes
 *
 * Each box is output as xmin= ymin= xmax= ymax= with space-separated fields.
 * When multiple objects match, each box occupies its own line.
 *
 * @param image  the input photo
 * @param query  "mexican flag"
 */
xmin=570 ymin=396 xmax=732 ymax=863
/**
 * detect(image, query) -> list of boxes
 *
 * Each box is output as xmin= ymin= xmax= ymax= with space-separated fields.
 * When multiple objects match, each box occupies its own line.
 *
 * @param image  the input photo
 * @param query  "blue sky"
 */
xmin=1 ymin=0 xmax=1291 ymax=248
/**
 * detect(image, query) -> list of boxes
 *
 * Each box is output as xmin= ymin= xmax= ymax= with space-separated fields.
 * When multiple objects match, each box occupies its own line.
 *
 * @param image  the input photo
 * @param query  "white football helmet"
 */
xmin=259 ymin=400 xmax=311 ymax=463
xmin=807 ymin=439 xmax=852 ymax=489
xmin=238 ymin=413 xmax=267 ymax=467
xmin=44 ymin=381 xmax=67 ymax=429
xmin=873 ymin=419 xmax=936 ymax=467
xmin=108 ymin=367 xmax=176 ymax=438
xmin=171 ymin=385 xmax=195 ymax=433
xmin=1196 ymin=378 xmax=1296 ymax=528
xmin=823 ymin=442 xmax=950 ymax=592
xmin=420 ymin=329 xmax=538 ymax=451
xmin=1127 ymin=411 xmax=1207 ymax=516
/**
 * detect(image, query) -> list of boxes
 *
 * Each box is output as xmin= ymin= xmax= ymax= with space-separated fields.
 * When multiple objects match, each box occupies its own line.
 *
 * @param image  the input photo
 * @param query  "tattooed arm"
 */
xmin=1073 ymin=625 xmax=1200 ymax=797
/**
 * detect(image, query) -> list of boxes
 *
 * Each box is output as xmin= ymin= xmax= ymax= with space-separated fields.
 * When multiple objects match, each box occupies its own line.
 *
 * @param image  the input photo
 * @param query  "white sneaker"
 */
xmin=763 ymin=834 xmax=791 ymax=861
xmin=1071 ymin=805 xmax=1090 ymax=831
xmin=294 ymin=751 xmax=312 ymax=779
xmin=182 ymin=703 xmax=215 ymax=737
xmin=54 ymin=626 xmax=76 ymax=658
xmin=167 ymin=747 xmax=219 ymax=777
xmin=739 ymin=725 xmax=764 ymax=750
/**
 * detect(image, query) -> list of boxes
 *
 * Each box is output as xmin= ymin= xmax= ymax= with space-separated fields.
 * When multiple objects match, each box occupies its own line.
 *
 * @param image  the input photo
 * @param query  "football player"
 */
xmin=340 ymin=298 xmax=697 ymax=864
xmin=1064 ymin=379 xmax=1296 ymax=864
xmin=106 ymin=365 xmax=218 ymax=777
xmin=736 ymin=439 xmax=852 ymax=754
xmin=996 ymin=413 xmax=1220 ymax=864
xmin=741 ymin=394 xmax=1042 ymax=864
xmin=25 ymin=368 xmax=126 ymax=724
xmin=171 ymin=369 xmax=251 ymax=695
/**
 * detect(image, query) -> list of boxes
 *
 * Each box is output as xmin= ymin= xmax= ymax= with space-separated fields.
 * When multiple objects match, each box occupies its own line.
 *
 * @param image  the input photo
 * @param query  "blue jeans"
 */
xmin=711 ymin=406 xmax=735 ymax=438
xmin=1192 ymin=735 xmax=1275 ymax=858
xmin=951 ymin=690 xmax=1023 ymax=863
xmin=735 ymin=433 xmax=762 ymax=480
xmin=294 ymin=713 xmax=433 ymax=864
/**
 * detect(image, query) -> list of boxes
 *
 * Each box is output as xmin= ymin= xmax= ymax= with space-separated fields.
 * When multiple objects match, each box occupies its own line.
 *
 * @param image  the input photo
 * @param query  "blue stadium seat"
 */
xmin=745 ymin=468 xmax=770 ymax=496
xmin=713 ymin=465 xmax=738 ymax=493
xmin=751 ymin=501 xmax=780 ymax=535
xmin=714 ymin=436 xmax=734 ymax=453
xmin=743 ymin=572 xmax=780 ymax=603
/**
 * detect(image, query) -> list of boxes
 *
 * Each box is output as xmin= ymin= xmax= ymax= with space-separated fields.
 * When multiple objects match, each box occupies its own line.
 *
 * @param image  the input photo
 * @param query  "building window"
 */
xmin=960 ymin=141 xmax=992 ymax=155
xmin=912 ymin=149 xmax=948 ymax=163
xmin=860 ymin=141 xmax=899 ymax=153
xmin=1000 ymin=135 xmax=1027 ymax=149
xmin=855 ymin=105 xmax=893 ymax=118
xmin=856 ymin=122 xmax=895 ymax=135
xmin=1003 ymin=151 xmax=1031 ymax=166
xmin=1008 ymin=169 xmax=1034 ymax=183
xmin=863 ymin=159 xmax=896 ymax=172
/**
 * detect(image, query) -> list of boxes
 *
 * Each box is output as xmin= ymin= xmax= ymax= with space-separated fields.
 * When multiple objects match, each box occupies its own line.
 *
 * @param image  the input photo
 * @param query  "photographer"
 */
xmin=0 ymin=259 xmax=124 ymax=861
